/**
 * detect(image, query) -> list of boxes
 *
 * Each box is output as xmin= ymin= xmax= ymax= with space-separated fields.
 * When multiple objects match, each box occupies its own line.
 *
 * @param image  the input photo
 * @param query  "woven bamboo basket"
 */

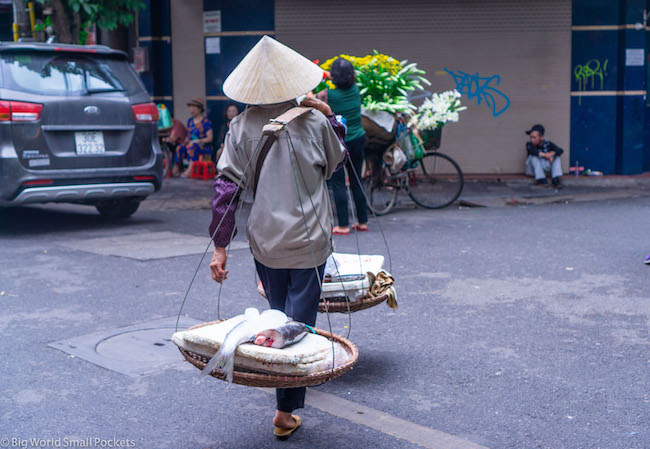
xmin=258 ymin=282 xmax=388 ymax=314
xmin=178 ymin=320 xmax=359 ymax=388
xmin=318 ymin=292 xmax=389 ymax=313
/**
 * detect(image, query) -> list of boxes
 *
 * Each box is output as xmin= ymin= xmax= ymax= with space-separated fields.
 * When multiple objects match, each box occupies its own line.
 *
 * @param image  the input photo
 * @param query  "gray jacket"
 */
xmin=217 ymin=101 xmax=346 ymax=269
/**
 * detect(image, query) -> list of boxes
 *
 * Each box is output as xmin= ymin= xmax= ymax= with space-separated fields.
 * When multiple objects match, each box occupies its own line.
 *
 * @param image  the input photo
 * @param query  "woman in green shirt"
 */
xmin=319 ymin=58 xmax=368 ymax=234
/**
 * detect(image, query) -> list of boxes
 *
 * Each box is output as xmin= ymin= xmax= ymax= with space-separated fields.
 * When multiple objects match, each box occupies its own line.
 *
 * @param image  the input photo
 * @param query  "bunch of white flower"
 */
xmin=410 ymin=90 xmax=467 ymax=131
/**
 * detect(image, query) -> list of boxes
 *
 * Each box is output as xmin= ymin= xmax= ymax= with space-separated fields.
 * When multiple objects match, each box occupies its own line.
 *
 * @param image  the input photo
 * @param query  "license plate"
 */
xmin=74 ymin=131 xmax=105 ymax=154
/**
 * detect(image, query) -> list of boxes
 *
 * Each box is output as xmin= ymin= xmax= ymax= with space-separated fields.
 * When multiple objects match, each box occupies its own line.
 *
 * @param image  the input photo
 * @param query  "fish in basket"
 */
xmin=172 ymin=308 xmax=358 ymax=388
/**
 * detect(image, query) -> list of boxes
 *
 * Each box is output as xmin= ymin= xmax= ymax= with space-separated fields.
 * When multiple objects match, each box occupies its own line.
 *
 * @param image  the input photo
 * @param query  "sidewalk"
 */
xmin=458 ymin=173 xmax=650 ymax=207
xmin=142 ymin=173 xmax=650 ymax=211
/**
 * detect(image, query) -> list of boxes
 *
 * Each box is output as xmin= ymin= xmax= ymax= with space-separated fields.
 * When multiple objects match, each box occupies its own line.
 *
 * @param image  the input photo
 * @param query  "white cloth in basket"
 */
xmin=361 ymin=109 xmax=396 ymax=133
xmin=323 ymin=253 xmax=385 ymax=299
xmin=172 ymin=318 xmax=349 ymax=376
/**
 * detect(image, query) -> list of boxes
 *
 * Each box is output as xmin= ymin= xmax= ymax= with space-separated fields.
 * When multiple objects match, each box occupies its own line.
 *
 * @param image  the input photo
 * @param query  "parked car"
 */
xmin=0 ymin=42 xmax=163 ymax=218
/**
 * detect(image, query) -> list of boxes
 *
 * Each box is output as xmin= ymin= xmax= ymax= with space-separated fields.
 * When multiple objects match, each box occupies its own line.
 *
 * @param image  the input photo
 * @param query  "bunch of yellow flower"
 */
xmin=314 ymin=51 xmax=430 ymax=113
xmin=320 ymin=54 xmax=357 ymax=71
xmin=319 ymin=53 xmax=402 ymax=75
xmin=353 ymin=53 xmax=402 ymax=75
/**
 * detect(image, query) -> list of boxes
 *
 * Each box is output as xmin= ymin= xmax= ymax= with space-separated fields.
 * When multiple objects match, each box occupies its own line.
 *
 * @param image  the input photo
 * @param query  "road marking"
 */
xmin=258 ymin=388 xmax=489 ymax=449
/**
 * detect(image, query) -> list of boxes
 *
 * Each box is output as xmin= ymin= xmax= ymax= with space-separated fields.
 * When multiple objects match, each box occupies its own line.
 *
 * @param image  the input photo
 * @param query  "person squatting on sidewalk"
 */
xmin=525 ymin=124 xmax=564 ymax=187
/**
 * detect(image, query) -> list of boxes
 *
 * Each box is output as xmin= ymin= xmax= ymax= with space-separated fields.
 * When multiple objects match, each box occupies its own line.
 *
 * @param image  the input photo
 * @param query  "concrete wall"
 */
xmin=276 ymin=0 xmax=572 ymax=175
xmin=170 ymin=0 xmax=206 ymax=124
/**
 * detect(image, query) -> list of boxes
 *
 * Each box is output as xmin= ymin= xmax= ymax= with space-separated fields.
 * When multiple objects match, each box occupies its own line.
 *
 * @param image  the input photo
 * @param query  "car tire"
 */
xmin=95 ymin=197 xmax=141 ymax=219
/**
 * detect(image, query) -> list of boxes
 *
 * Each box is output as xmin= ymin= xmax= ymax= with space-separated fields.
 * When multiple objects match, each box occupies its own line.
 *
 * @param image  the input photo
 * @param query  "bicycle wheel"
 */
xmin=160 ymin=141 xmax=173 ymax=178
xmin=407 ymin=152 xmax=463 ymax=209
xmin=363 ymin=166 xmax=398 ymax=216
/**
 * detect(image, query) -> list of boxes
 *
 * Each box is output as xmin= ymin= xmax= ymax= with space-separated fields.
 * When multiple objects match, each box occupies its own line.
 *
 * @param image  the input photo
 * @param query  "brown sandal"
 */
xmin=274 ymin=415 xmax=302 ymax=440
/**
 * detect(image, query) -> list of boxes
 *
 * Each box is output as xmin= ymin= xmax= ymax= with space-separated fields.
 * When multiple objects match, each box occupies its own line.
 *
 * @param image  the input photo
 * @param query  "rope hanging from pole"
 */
xmin=175 ymin=106 xmax=395 ymax=383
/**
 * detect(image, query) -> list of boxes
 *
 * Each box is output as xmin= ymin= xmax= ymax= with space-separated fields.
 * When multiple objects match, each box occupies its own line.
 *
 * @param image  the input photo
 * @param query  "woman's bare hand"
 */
xmin=301 ymin=93 xmax=333 ymax=116
xmin=210 ymin=247 xmax=229 ymax=283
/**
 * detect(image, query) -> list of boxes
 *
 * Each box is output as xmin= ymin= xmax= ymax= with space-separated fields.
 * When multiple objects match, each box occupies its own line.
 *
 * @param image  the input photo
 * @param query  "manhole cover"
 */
xmin=49 ymin=316 xmax=202 ymax=376
xmin=59 ymin=231 xmax=249 ymax=260
xmin=96 ymin=328 xmax=177 ymax=362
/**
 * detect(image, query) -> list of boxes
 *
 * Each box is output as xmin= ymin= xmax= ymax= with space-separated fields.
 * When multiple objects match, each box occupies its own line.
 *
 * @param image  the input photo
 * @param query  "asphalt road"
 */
xmin=1 ymin=181 xmax=648 ymax=449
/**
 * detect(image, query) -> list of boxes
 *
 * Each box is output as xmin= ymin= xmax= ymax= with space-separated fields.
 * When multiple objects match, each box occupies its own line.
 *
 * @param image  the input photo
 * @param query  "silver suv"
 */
xmin=0 ymin=42 xmax=163 ymax=218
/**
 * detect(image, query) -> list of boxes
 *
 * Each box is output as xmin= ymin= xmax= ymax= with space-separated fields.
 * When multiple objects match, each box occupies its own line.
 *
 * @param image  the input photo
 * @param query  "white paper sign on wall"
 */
xmin=625 ymin=48 xmax=644 ymax=66
xmin=203 ymin=10 xmax=222 ymax=33
xmin=205 ymin=37 xmax=221 ymax=55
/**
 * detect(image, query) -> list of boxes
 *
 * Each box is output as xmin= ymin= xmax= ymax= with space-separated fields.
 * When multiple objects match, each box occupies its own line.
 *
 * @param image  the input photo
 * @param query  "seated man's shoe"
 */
xmin=535 ymin=178 xmax=549 ymax=185
xmin=552 ymin=177 xmax=563 ymax=188
xmin=644 ymin=254 xmax=650 ymax=265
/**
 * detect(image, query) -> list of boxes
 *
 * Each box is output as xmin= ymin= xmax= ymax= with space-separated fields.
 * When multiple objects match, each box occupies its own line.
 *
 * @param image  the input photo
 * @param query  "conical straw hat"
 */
xmin=222 ymin=35 xmax=324 ymax=105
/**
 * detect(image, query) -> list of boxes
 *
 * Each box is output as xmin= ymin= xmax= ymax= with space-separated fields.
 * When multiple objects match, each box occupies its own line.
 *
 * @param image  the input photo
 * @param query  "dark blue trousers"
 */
xmin=255 ymin=260 xmax=326 ymax=413
xmin=328 ymin=135 xmax=368 ymax=227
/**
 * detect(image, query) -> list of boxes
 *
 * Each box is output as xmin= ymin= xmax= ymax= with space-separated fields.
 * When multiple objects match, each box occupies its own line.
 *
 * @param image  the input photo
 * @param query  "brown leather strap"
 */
xmin=252 ymin=134 xmax=278 ymax=197
xmin=252 ymin=106 xmax=313 ymax=197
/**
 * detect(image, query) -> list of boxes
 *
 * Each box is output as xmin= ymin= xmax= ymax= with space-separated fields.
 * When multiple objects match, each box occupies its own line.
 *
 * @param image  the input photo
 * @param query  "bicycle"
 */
xmin=363 ymin=125 xmax=464 ymax=215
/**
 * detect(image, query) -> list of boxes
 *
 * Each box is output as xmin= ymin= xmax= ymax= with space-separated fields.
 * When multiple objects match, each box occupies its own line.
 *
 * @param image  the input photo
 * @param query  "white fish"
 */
xmin=199 ymin=308 xmax=289 ymax=383
xmin=253 ymin=321 xmax=308 ymax=348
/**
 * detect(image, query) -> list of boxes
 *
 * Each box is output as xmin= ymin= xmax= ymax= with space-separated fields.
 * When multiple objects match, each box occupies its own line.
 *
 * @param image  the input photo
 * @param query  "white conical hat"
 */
xmin=222 ymin=35 xmax=324 ymax=105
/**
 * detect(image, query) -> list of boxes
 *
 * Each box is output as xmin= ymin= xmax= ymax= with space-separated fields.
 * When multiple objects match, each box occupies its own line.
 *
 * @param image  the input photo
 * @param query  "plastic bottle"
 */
xmin=335 ymin=114 xmax=348 ymax=133
xmin=157 ymin=104 xmax=172 ymax=129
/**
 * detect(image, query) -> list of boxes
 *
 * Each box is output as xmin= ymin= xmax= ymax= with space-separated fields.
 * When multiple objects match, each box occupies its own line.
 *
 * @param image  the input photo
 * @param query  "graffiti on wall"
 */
xmin=443 ymin=68 xmax=511 ymax=117
xmin=574 ymin=59 xmax=608 ymax=92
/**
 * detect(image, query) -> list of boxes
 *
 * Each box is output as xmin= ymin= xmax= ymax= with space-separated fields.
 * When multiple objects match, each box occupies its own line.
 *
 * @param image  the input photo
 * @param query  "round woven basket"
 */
xmin=318 ymin=292 xmax=388 ymax=313
xmin=178 ymin=320 xmax=359 ymax=388
xmin=258 ymin=283 xmax=388 ymax=314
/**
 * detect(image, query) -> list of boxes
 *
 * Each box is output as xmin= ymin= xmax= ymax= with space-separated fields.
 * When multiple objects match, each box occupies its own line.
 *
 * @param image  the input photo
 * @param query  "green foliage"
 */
xmin=34 ymin=15 xmax=51 ymax=32
xmin=37 ymin=0 xmax=145 ymax=44
xmin=70 ymin=0 xmax=144 ymax=30
xmin=312 ymin=79 xmax=328 ymax=95
xmin=315 ymin=51 xmax=431 ymax=114
xmin=356 ymin=52 xmax=430 ymax=113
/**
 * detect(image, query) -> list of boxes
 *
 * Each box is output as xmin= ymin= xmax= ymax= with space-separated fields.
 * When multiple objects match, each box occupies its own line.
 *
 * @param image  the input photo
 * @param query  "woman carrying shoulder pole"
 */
xmin=208 ymin=36 xmax=347 ymax=440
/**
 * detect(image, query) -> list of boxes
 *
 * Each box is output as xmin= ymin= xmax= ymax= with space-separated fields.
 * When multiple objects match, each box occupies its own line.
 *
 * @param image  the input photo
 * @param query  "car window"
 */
xmin=0 ymin=51 xmax=143 ymax=96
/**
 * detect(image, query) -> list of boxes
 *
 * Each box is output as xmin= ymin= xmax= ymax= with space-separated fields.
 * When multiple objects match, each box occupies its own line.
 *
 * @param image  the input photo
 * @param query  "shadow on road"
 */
xmin=0 ymin=204 xmax=161 ymax=236
xmin=327 ymin=350 xmax=401 ymax=388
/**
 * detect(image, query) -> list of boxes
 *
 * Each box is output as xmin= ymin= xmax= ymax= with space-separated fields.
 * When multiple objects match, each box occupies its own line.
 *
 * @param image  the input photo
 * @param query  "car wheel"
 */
xmin=95 ymin=198 xmax=141 ymax=219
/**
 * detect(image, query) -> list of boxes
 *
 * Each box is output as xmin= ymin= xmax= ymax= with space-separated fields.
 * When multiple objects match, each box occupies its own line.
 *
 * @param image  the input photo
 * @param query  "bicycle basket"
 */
xmin=421 ymin=127 xmax=443 ymax=151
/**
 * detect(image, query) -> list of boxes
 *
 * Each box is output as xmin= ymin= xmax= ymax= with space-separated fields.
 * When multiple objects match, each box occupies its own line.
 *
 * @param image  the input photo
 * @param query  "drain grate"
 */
xmin=48 ymin=316 xmax=202 ymax=376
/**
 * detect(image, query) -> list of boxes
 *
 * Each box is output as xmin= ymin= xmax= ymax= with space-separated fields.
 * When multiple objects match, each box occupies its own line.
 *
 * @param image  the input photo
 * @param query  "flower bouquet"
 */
xmin=409 ymin=90 xmax=466 ymax=151
xmin=315 ymin=51 xmax=430 ymax=114
xmin=315 ymin=52 xmax=431 ymax=155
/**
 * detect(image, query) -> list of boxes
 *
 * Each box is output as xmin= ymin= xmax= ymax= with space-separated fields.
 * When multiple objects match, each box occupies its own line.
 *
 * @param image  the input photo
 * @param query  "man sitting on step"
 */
xmin=524 ymin=124 xmax=563 ymax=188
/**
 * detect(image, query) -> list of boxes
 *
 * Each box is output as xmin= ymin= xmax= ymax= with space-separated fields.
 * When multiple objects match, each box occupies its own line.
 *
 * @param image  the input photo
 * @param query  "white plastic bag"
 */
xmin=323 ymin=253 xmax=386 ymax=299
xmin=382 ymin=144 xmax=407 ymax=172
